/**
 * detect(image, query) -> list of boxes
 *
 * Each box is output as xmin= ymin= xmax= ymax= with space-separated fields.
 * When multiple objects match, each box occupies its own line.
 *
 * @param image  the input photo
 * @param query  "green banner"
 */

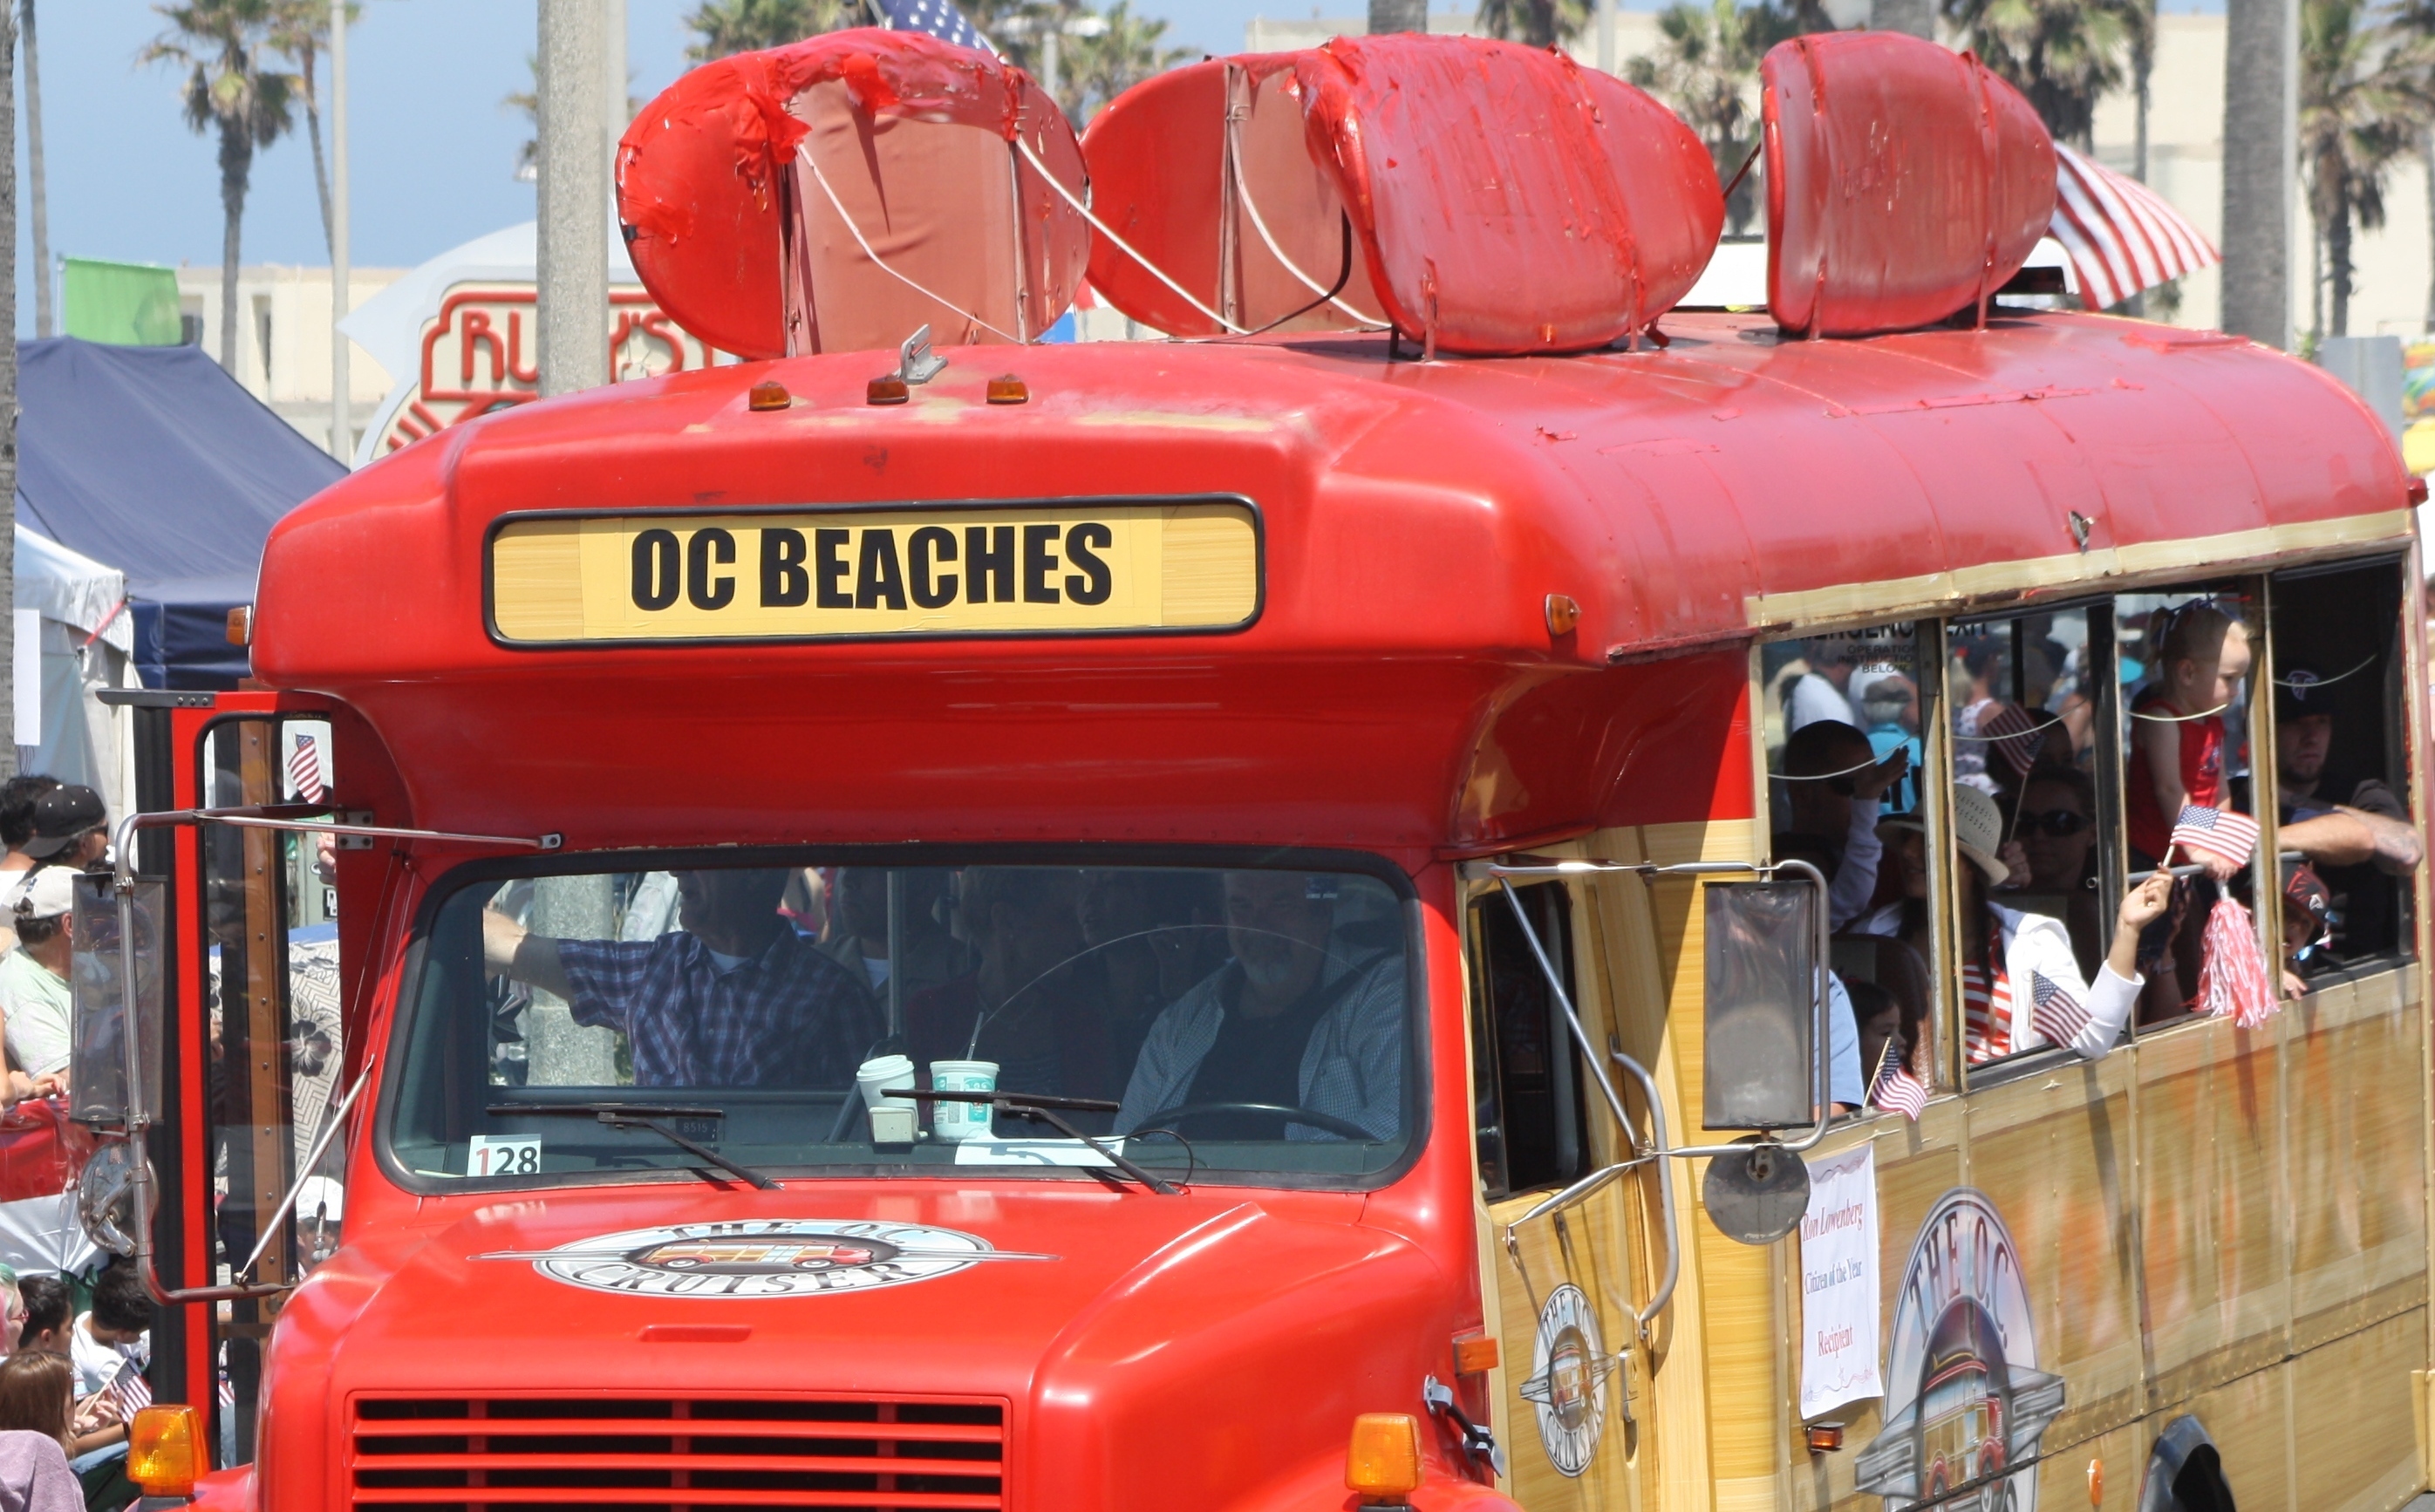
xmin=62 ymin=257 xmax=183 ymax=346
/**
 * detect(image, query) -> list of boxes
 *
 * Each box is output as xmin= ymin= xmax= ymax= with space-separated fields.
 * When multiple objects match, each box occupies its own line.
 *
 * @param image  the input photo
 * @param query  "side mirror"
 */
xmin=1700 ymin=879 xmax=1824 ymax=1131
xmin=69 ymin=875 xmax=165 ymax=1128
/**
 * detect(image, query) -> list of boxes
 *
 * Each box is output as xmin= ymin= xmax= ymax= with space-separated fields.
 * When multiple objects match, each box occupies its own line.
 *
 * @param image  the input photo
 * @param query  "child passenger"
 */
xmin=2126 ymin=603 xmax=2251 ymax=878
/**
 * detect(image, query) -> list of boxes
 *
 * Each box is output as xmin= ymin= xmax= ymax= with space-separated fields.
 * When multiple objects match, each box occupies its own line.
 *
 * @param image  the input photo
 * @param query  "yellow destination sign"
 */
xmin=488 ymin=501 xmax=1260 ymax=644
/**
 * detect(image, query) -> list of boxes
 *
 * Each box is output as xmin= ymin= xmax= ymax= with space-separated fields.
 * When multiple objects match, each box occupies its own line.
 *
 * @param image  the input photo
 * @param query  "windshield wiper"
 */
xmin=488 ymin=1101 xmax=780 ymax=1191
xmin=895 ymin=1089 xmax=1180 ymax=1195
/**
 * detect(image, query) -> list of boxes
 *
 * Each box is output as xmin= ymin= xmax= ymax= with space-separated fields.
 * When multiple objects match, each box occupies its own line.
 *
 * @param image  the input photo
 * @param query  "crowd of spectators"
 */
xmin=0 ymin=1259 xmax=153 ymax=1511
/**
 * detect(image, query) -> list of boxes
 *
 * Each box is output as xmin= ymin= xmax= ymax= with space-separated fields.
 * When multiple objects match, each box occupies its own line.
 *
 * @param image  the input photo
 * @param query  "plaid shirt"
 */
xmin=556 ymin=930 xmax=879 ymax=1088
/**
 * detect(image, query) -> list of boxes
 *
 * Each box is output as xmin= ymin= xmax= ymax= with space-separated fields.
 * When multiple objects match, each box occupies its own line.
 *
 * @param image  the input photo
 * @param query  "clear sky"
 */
xmin=24 ymin=0 xmax=2219 ymax=309
xmin=20 ymin=0 xmax=1268 ymax=304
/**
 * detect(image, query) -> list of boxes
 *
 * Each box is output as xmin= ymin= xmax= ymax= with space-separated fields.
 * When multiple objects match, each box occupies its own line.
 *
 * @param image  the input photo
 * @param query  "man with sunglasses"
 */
xmin=2275 ymin=669 xmax=2419 ymax=958
xmin=1777 ymin=719 xmax=1912 ymax=930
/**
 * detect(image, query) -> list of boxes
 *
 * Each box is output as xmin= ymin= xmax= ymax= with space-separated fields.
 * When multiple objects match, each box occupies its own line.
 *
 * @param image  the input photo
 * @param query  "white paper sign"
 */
xmin=1798 ymin=1142 xmax=1882 ymax=1418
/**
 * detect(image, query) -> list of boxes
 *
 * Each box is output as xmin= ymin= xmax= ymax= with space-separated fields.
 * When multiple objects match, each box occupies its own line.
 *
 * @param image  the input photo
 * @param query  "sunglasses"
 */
xmin=2016 ymin=809 xmax=2092 ymax=838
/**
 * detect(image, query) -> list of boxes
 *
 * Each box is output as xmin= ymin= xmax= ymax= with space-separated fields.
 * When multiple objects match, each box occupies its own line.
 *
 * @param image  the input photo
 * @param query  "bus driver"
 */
xmin=1114 ymin=871 xmax=1403 ymax=1142
xmin=482 ymin=868 xmax=878 ymax=1088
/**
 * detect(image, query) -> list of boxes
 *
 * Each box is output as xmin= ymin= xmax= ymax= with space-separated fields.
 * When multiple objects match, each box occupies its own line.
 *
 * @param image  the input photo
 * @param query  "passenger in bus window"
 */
xmin=2273 ymin=669 xmax=2422 ymax=959
xmin=2014 ymin=765 xmax=2104 ymax=980
xmin=1951 ymin=634 xmax=2005 ymax=793
xmin=1777 ymin=720 xmax=1911 ymax=930
xmin=1785 ymin=637 xmax=1862 ymax=732
xmin=2281 ymin=859 xmax=2333 ymax=994
xmin=1114 ymin=871 xmax=1402 ymax=1141
xmin=904 ymin=869 xmax=1112 ymax=1101
xmin=1951 ymin=785 xmax=2173 ymax=1065
xmin=817 ymin=868 xmax=972 ymax=1001
xmin=2125 ymin=603 xmax=2251 ymax=875
xmin=481 ymin=868 xmax=880 ymax=1088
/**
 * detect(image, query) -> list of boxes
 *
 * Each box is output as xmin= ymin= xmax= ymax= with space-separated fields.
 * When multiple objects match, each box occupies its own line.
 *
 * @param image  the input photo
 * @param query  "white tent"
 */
xmin=13 ymin=524 xmax=137 ymax=817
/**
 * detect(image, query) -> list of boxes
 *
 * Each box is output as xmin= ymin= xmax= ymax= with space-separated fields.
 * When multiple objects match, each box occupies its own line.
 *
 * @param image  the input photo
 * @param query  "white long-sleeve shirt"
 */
xmin=1828 ymin=798 xmax=1882 ymax=930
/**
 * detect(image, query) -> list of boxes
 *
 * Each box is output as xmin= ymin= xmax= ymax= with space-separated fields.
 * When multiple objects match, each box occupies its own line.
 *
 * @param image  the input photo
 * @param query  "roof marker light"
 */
xmin=987 ymin=375 xmax=1030 ymax=405
xmin=1545 ymin=593 xmax=1581 ymax=637
xmin=747 ymin=380 xmax=791 ymax=411
xmin=868 ymin=376 xmax=911 ymax=405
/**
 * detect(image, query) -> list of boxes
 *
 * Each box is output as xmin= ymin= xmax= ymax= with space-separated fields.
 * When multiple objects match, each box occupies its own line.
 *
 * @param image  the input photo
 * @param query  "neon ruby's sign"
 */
xmin=379 ymin=286 xmax=722 ymax=455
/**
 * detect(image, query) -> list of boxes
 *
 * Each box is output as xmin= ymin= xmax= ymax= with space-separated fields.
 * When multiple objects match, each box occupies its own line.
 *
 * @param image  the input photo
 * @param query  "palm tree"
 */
xmin=144 ymin=0 xmax=299 ymax=373
xmin=1941 ymin=0 xmax=2129 ymax=149
xmin=685 ymin=0 xmax=857 ymax=58
xmin=1626 ymin=0 xmax=1826 ymax=234
xmin=1477 ymin=0 xmax=1594 ymax=47
xmin=266 ymin=0 xmax=354 ymax=256
xmin=2381 ymin=0 xmax=2435 ymax=324
xmin=2300 ymin=0 xmax=2430 ymax=337
xmin=1058 ymin=3 xmax=1188 ymax=120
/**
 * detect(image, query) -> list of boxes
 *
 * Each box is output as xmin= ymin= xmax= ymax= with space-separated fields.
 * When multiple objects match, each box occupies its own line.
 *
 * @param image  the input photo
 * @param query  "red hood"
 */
xmin=260 ymin=1180 xmax=1478 ymax=1511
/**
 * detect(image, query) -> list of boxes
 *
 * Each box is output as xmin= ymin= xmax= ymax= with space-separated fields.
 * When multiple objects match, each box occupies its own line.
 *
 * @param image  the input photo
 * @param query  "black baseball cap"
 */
xmin=2275 ymin=666 xmax=2327 ymax=725
xmin=22 ymin=785 xmax=104 ymax=859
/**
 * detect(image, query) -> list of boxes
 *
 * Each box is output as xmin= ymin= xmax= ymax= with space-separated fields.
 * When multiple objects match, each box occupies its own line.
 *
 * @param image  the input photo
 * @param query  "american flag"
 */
xmin=2171 ymin=804 xmax=2260 ymax=870
xmin=288 ymin=733 xmax=327 ymax=804
xmin=103 ymin=1360 xmax=151 ymax=1420
xmin=1868 ymin=1039 xmax=1927 ymax=1120
xmin=870 ymin=0 xmax=994 ymax=52
xmin=2027 ymin=970 xmax=2091 ymax=1047
xmin=2050 ymin=145 xmax=2220 ymax=311
xmin=1977 ymin=702 xmax=2043 ymax=779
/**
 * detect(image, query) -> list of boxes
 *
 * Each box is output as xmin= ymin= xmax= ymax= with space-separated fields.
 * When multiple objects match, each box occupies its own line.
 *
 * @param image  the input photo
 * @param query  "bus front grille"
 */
xmin=346 ymin=1395 xmax=1007 ymax=1511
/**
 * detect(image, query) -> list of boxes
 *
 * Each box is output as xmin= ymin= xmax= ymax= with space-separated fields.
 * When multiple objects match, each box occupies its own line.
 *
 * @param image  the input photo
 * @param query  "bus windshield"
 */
xmin=385 ymin=859 xmax=1416 ymax=1189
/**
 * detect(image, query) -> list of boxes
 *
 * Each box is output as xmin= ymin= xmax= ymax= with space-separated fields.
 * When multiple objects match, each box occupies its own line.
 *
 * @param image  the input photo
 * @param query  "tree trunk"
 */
xmin=2424 ymin=129 xmax=2434 ymax=328
xmin=2329 ymin=201 xmax=2352 ymax=336
xmin=218 ymin=115 xmax=251 ymax=374
xmin=22 ymin=0 xmax=48 ymax=340
xmin=300 ymin=46 xmax=331 ymax=256
xmin=0 ymin=0 xmax=19 ymax=775
xmin=2221 ymin=0 xmax=2298 ymax=348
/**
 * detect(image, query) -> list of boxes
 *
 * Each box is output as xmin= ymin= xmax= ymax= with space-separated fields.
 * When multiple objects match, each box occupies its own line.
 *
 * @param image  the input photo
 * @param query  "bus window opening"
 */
xmin=387 ymin=861 xmax=1417 ymax=1188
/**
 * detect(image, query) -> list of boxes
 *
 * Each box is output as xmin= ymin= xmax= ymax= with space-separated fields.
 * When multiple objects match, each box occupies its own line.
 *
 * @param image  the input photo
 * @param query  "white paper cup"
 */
xmin=868 ymin=1105 xmax=917 ymax=1144
xmin=856 ymin=1054 xmax=917 ymax=1112
xmin=928 ymin=1059 xmax=999 ymax=1141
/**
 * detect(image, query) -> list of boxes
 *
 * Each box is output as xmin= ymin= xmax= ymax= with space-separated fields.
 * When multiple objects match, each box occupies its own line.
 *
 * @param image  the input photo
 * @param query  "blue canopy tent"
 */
xmin=15 ymin=337 xmax=344 ymax=688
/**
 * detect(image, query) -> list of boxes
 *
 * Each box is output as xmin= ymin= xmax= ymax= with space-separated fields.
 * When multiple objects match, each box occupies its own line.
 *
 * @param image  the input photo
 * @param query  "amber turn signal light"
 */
xmin=226 ymin=605 xmax=253 ymax=646
xmin=986 ymin=374 xmax=1029 ymax=405
xmin=747 ymin=380 xmax=791 ymax=411
xmin=867 ymin=375 xmax=910 ymax=405
xmin=1805 ymin=1420 xmax=1845 ymax=1454
xmin=1545 ymin=593 xmax=1581 ymax=637
xmin=128 ymin=1404 xmax=204 ymax=1497
xmin=1346 ymin=1413 xmax=1422 ymax=1501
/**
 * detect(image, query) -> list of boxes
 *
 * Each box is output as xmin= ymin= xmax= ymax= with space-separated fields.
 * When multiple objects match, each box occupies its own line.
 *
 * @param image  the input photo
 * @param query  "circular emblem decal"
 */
xmin=1855 ymin=1189 xmax=2066 ymax=1512
xmin=1518 ymin=1283 xmax=1619 ymax=1477
xmin=496 ymin=1219 xmax=1042 ymax=1297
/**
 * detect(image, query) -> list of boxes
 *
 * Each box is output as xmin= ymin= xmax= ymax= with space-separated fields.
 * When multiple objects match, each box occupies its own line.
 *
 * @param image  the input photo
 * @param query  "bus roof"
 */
xmin=254 ymin=310 xmax=2411 ymax=856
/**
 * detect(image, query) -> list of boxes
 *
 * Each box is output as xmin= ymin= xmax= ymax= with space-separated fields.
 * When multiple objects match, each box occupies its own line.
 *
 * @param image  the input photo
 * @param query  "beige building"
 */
xmin=173 ymin=265 xmax=405 ymax=459
xmin=1245 ymin=10 xmax=2433 ymax=342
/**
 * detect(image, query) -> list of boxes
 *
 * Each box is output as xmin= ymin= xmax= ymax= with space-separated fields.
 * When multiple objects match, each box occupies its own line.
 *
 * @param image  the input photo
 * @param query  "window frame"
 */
xmin=1465 ymin=878 xmax=1593 ymax=1203
xmin=2256 ymin=551 xmax=2421 ymax=986
xmin=372 ymin=842 xmax=1434 ymax=1200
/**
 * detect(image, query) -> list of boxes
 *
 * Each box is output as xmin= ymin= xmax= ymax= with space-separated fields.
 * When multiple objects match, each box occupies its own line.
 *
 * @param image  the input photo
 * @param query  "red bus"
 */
xmin=73 ymin=27 xmax=2428 ymax=1512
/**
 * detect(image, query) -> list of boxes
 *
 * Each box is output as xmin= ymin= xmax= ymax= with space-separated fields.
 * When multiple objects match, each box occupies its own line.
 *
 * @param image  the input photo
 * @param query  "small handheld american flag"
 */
xmin=1868 ymin=1039 xmax=1928 ymax=1120
xmin=2027 ymin=970 xmax=2091 ymax=1047
xmin=871 ymin=0 xmax=995 ymax=52
xmin=2170 ymin=803 xmax=2259 ymax=869
xmin=103 ymin=1360 xmax=152 ymax=1420
xmin=288 ymin=734 xmax=326 ymax=804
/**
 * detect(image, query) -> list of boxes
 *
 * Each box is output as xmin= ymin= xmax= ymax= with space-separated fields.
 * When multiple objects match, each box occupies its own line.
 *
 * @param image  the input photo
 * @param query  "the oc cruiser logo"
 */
xmin=483 ymin=1219 xmax=1054 ymax=1297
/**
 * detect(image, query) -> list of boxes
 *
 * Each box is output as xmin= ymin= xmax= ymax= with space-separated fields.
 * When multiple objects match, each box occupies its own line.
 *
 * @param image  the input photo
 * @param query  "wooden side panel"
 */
xmin=2133 ymin=1009 xmax=2292 ymax=1405
xmin=1964 ymin=1056 xmax=2145 ymax=1448
xmin=2289 ymin=1306 xmax=2427 ymax=1512
xmin=2287 ymin=972 xmax=2429 ymax=1348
